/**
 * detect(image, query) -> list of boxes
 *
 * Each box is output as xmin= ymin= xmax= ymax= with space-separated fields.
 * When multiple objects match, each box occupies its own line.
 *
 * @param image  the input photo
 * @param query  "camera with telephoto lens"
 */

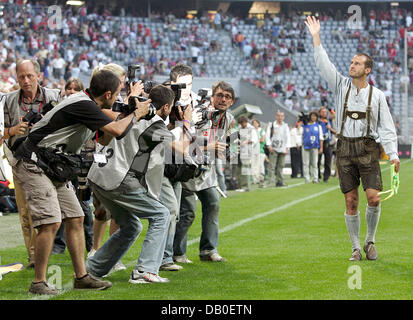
xmin=111 ymin=64 xmax=157 ymax=120
xmin=76 ymin=152 xmax=94 ymax=201
xmin=125 ymin=64 xmax=159 ymax=94
xmin=298 ymin=112 xmax=310 ymax=125
xmin=143 ymin=80 xmax=159 ymax=94
xmin=112 ymin=97 xmax=156 ymax=120
xmin=168 ymin=83 xmax=187 ymax=122
xmin=195 ymin=88 xmax=220 ymax=128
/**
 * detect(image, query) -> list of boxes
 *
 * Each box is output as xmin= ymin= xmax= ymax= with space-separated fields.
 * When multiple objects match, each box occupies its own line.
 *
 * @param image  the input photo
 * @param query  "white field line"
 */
xmin=187 ymin=185 xmax=339 ymax=246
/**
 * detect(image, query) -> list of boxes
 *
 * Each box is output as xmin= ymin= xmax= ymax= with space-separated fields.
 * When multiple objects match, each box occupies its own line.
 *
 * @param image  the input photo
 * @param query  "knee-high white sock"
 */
xmin=345 ymin=211 xmax=361 ymax=251
xmin=365 ymin=204 xmax=381 ymax=244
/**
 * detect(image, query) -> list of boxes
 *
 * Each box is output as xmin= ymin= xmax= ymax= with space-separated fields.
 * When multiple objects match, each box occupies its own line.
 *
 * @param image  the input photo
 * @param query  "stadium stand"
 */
xmin=0 ymin=2 xmax=411 ymax=139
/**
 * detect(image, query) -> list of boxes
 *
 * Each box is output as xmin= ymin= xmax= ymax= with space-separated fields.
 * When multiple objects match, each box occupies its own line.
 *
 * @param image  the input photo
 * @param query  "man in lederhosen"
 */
xmin=306 ymin=16 xmax=400 ymax=261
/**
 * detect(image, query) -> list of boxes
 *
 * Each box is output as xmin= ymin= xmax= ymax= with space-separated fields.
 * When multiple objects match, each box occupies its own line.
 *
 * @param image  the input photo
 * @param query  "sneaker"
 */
xmin=112 ymin=261 xmax=127 ymax=272
xmin=235 ymin=188 xmax=246 ymax=192
xmin=349 ymin=249 xmax=362 ymax=261
xmin=87 ymin=249 xmax=96 ymax=259
xmin=159 ymin=263 xmax=183 ymax=271
xmin=73 ymin=273 xmax=112 ymax=290
xmin=29 ymin=281 xmax=58 ymax=295
xmin=129 ymin=270 xmax=170 ymax=284
xmin=363 ymin=242 xmax=378 ymax=260
xmin=173 ymin=255 xmax=193 ymax=264
xmin=200 ymin=252 xmax=227 ymax=262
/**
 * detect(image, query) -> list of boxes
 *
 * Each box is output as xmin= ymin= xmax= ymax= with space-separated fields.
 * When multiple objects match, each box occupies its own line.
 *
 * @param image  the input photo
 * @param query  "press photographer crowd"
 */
xmin=0 ymin=0 xmax=405 ymax=296
xmin=0 ymin=56 xmax=339 ymax=294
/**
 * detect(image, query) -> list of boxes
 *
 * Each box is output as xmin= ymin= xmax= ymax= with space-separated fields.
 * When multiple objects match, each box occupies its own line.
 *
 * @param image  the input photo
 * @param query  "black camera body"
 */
xmin=299 ymin=112 xmax=310 ymax=125
xmin=22 ymin=100 xmax=58 ymax=126
xmin=135 ymin=96 xmax=157 ymax=120
xmin=112 ymin=64 xmax=157 ymax=120
xmin=126 ymin=64 xmax=159 ymax=94
xmin=22 ymin=110 xmax=43 ymax=126
xmin=112 ymin=96 xmax=156 ymax=120
xmin=168 ymin=83 xmax=187 ymax=123
xmin=195 ymin=88 xmax=220 ymax=128
xmin=143 ymin=80 xmax=158 ymax=94
xmin=77 ymin=152 xmax=94 ymax=201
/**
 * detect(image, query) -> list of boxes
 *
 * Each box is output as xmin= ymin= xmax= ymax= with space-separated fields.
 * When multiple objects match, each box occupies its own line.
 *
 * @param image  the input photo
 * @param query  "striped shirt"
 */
xmin=314 ymin=45 xmax=399 ymax=160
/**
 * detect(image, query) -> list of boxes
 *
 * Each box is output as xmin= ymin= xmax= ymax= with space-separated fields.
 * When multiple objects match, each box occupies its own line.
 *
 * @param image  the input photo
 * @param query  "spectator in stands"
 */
xmin=214 ymin=10 xmax=222 ymax=31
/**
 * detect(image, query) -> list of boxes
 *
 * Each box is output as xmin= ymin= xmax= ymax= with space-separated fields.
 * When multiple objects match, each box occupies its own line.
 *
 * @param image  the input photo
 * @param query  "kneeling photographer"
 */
xmin=173 ymin=81 xmax=235 ymax=264
xmin=12 ymin=69 xmax=151 ymax=295
xmin=86 ymin=84 xmax=191 ymax=284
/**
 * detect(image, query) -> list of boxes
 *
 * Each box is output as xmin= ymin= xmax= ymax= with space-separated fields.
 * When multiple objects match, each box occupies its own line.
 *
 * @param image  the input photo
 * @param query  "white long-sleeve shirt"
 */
xmin=290 ymin=126 xmax=303 ymax=148
xmin=266 ymin=121 xmax=291 ymax=154
xmin=314 ymin=44 xmax=399 ymax=160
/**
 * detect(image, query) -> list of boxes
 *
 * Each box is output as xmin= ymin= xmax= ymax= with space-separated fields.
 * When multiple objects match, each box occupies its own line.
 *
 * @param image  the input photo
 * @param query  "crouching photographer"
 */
xmin=173 ymin=81 xmax=235 ymax=264
xmin=11 ymin=69 xmax=152 ymax=295
xmin=86 ymin=84 xmax=191 ymax=284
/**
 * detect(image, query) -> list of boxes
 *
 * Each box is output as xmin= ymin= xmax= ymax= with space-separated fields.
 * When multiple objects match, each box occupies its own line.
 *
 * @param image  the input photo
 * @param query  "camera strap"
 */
xmin=19 ymin=87 xmax=46 ymax=113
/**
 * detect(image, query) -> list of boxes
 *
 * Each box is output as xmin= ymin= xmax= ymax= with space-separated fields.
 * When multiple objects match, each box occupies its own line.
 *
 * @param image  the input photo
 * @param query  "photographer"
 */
xmin=302 ymin=111 xmax=324 ymax=184
xmin=88 ymin=63 xmax=144 ymax=274
xmin=317 ymin=106 xmax=337 ymax=183
xmin=2 ymin=59 xmax=61 ymax=268
xmin=86 ymin=85 xmax=190 ymax=284
xmin=173 ymin=81 xmax=234 ymax=263
xmin=159 ymin=105 xmax=193 ymax=272
xmin=155 ymin=63 xmax=200 ymax=271
xmin=12 ymin=69 xmax=151 ymax=295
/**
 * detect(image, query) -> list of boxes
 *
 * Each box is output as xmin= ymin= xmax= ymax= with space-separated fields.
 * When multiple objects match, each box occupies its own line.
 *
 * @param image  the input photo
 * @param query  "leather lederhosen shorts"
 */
xmin=336 ymin=137 xmax=383 ymax=194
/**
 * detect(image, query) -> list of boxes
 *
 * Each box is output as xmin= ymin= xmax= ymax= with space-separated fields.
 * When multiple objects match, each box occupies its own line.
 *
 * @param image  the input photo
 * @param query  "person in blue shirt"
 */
xmin=302 ymin=111 xmax=324 ymax=184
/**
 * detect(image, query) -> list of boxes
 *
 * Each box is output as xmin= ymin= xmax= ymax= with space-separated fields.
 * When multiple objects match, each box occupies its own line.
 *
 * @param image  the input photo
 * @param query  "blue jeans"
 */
xmin=173 ymin=187 xmax=220 ymax=257
xmin=86 ymin=185 xmax=170 ymax=276
xmin=158 ymin=177 xmax=182 ymax=265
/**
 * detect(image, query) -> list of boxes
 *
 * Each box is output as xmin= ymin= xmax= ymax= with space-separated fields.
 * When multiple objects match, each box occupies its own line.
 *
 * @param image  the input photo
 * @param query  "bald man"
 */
xmin=2 ymin=59 xmax=61 ymax=267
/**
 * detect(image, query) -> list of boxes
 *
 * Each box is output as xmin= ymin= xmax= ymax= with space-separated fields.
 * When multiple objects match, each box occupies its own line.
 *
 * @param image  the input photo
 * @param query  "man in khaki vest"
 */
xmin=2 ymin=59 xmax=61 ymax=267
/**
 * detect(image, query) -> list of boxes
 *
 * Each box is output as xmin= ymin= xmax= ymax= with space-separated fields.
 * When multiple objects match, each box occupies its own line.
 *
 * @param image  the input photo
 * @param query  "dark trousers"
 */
xmin=290 ymin=147 xmax=303 ymax=178
xmin=318 ymin=141 xmax=332 ymax=182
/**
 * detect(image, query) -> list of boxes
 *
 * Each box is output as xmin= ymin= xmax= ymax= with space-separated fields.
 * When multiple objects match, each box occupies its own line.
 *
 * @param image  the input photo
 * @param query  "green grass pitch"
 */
xmin=0 ymin=160 xmax=412 ymax=300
